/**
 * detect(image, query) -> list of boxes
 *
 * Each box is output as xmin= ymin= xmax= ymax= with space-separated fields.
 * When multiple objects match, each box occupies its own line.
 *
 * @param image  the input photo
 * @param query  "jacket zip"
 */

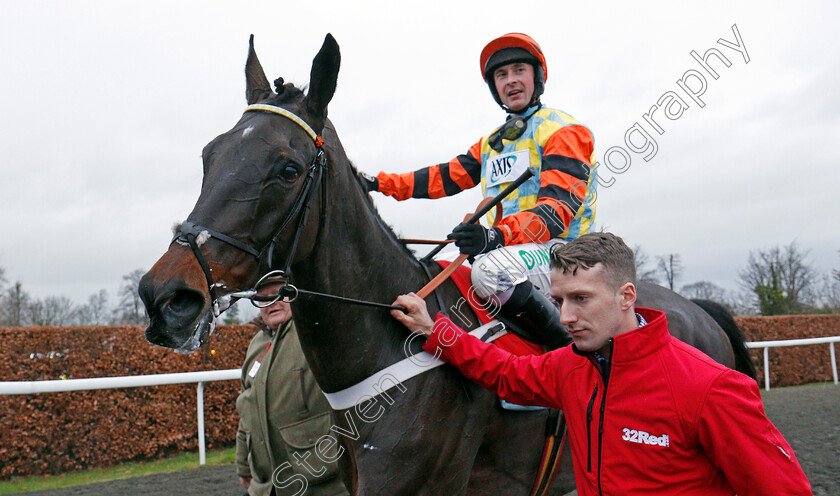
xmin=597 ymin=381 xmax=608 ymax=496
xmin=596 ymin=338 xmax=614 ymax=496
xmin=586 ymin=386 xmax=598 ymax=472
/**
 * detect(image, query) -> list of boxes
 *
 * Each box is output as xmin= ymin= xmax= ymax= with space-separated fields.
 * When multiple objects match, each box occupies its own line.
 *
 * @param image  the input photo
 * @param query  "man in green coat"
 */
xmin=236 ymin=276 xmax=348 ymax=496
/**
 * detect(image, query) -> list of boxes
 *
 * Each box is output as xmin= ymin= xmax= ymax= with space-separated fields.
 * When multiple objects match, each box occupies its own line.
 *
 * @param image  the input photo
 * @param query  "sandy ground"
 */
xmin=17 ymin=384 xmax=840 ymax=495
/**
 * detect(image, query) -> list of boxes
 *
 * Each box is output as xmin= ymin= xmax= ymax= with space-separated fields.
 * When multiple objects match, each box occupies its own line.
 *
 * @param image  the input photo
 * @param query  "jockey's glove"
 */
xmin=448 ymin=223 xmax=505 ymax=256
xmin=357 ymin=171 xmax=379 ymax=193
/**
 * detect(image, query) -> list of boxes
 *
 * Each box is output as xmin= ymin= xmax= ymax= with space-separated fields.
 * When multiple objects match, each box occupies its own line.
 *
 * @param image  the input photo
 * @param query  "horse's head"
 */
xmin=139 ymin=34 xmax=340 ymax=352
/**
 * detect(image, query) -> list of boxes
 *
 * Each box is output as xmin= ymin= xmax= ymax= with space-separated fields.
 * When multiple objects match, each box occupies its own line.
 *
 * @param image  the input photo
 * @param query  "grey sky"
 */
xmin=1 ymin=1 xmax=838 ymax=305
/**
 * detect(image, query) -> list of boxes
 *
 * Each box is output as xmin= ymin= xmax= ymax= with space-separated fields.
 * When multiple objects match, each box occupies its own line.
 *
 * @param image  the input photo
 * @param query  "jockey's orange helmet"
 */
xmin=480 ymin=33 xmax=548 ymax=111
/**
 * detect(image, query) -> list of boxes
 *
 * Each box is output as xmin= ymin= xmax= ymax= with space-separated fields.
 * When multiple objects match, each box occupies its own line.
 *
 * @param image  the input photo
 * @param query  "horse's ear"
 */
xmin=304 ymin=33 xmax=340 ymax=121
xmin=246 ymin=34 xmax=272 ymax=104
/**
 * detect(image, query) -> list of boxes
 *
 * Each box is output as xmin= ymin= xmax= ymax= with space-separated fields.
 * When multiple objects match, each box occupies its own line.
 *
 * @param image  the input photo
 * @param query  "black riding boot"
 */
xmin=497 ymin=281 xmax=571 ymax=349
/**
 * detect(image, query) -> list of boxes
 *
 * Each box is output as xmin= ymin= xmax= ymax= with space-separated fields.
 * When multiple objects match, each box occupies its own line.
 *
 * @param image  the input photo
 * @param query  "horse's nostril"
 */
xmin=139 ymin=277 xmax=206 ymax=348
xmin=164 ymin=290 xmax=204 ymax=321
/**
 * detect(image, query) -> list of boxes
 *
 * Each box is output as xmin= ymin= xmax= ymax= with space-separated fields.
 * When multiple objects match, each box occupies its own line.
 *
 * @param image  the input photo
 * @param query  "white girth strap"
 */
xmin=322 ymin=320 xmax=507 ymax=410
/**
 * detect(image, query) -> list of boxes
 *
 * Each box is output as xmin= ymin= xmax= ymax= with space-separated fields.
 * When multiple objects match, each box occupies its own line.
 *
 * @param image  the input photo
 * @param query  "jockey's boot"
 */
xmin=497 ymin=281 xmax=572 ymax=349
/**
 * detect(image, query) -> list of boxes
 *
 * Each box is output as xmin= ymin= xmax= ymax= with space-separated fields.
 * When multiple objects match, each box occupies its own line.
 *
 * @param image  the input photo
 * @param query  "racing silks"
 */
xmin=375 ymin=105 xmax=597 ymax=245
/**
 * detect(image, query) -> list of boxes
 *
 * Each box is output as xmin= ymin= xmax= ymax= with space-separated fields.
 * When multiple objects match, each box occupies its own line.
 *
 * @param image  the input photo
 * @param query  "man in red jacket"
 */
xmin=391 ymin=233 xmax=811 ymax=495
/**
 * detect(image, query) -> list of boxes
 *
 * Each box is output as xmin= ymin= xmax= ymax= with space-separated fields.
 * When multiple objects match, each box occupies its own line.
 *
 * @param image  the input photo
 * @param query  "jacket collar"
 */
xmin=275 ymin=319 xmax=293 ymax=340
xmin=250 ymin=316 xmax=272 ymax=335
xmin=250 ymin=317 xmax=293 ymax=339
xmin=571 ymin=307 xmax=669 ymax=365
xmin=610 ymin=307 xmax=670 ymax=365
xmin=507 ymin=103 xmax=542 ymax=120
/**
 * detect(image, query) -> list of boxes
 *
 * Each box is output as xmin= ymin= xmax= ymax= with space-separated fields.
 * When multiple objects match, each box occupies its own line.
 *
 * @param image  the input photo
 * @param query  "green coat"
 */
xmin=236 ymin=319 xmax=348 ymax=496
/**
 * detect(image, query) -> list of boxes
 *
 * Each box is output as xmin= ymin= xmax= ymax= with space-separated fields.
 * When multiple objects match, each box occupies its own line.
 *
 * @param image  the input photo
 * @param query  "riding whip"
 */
xmin=417 ymin=168 xmax=534 ymax=298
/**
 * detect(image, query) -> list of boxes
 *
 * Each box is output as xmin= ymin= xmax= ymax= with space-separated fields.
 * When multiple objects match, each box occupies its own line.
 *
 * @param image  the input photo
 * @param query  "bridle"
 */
xmin=171 ymin=103 xmax=409 ymax=316
xmin=171 ymin=104 xmax=328 ymax=315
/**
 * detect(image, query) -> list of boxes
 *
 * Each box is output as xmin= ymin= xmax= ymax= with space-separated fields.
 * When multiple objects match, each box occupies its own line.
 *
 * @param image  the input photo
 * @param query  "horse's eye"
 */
xmin=280 ymin=165 xmax=300 ymax=182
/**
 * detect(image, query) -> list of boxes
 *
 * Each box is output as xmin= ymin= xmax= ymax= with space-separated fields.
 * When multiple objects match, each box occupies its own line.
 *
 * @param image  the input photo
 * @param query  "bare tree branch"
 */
xmin=657 ymin=254 xmax=683 ymax=291
xmin=680 ymin=281 xmax=727 ymax=301
xmin=28 ymin=296 xmax=79 ymax=326
xmin=1 ymin=282 xmax=30 ymax=326
xmin=115 ymin=269 xmax=149 ymax=325
xmin=633 ymin=245 xmax=659 ymax=284
xmin=738 ymin=241 xmax=816 ymax=315
xmin=76 ymin=289 xmax=112 ymax=325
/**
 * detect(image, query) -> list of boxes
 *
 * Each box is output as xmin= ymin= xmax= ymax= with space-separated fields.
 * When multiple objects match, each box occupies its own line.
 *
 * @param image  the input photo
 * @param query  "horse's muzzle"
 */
xmin=139 ymin=275 xmax=207 ymax=349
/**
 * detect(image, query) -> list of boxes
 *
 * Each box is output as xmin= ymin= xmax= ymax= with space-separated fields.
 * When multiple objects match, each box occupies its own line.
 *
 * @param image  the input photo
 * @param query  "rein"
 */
xmin=232 ymin=270 xmax=403 ymax=311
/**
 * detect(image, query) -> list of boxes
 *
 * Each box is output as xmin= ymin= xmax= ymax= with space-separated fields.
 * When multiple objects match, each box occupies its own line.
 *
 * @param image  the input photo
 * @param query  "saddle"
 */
xmin=436 ymin=260 xmax=544 ymax=357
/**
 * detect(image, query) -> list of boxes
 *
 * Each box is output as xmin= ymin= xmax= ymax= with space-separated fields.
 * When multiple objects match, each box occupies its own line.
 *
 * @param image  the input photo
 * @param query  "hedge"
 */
xmin=736 ymin=314 xmax=840 ymax=388
xmin=1 ymin=315 xmax=838 ymax=479
xmin=0 ymin=325 xmax=253 ymax=480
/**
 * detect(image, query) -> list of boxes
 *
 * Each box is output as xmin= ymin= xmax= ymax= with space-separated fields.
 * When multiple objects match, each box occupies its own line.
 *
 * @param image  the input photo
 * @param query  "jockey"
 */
xmin=360 ymin=33 xmax=597 ymax=348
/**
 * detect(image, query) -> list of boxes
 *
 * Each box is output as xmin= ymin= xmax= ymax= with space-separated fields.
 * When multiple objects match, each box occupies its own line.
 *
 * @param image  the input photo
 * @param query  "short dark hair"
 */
xmin=550 ymin=233 xmax=636 ymax=289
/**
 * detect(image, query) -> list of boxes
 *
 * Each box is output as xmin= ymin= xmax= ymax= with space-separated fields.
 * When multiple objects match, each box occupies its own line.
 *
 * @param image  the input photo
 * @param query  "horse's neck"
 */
xmin=291 ymin=152 xmax=430 ymax=392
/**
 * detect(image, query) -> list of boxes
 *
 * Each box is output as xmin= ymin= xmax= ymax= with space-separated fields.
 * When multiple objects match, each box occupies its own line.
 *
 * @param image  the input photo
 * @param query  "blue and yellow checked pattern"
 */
xmin=479 ymin=106 xmax=597 ymax=239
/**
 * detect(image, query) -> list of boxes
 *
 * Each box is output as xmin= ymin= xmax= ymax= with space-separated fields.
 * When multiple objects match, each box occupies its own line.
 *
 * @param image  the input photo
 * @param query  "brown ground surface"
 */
xmin=16 ymin=384 xmax=840 ymax=495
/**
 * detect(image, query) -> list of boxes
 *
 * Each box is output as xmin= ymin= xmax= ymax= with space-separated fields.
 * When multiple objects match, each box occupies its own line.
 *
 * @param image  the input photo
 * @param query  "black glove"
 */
xmin=357 ymin=171 xmax=379 ymax=193
xmin=447 ymin=223 xmax=504 ymax=256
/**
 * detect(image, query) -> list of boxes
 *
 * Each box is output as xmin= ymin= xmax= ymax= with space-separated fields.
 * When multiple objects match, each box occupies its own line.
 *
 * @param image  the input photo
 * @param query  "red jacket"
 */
xmin=422 ymin=308 xmax=811 ymax=495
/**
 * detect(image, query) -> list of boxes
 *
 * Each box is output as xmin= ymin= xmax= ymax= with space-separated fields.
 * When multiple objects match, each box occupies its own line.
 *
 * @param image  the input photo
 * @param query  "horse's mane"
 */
xmin=347 ymin=160 xmax=419 ymax=261
xmin=266 ymin=81 xmax=419 ymax=262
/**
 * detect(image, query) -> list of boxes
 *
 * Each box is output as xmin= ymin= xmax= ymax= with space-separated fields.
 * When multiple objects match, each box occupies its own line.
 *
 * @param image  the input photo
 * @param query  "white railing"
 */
xmin=2 ymin=335 xmax=839 ymax=465
xmin=746 ymin=336 xmax=840 ymax=391
xmin=0 ymin=369 xmax=241 ymax=465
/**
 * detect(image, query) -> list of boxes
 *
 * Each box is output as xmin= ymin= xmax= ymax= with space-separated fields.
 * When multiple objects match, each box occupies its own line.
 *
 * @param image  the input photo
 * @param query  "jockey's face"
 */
xmin=493 ymin=62 xmax=535 ymax=112
xmin=258 ymin=283 xmax=293 ymax=330
xmin=550 ymin=264 xmax=637 ymax=358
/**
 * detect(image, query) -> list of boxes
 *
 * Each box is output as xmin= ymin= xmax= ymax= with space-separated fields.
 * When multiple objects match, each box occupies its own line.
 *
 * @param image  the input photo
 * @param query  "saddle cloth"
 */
xmin=436 ymin=260 xmax=543 ymax=357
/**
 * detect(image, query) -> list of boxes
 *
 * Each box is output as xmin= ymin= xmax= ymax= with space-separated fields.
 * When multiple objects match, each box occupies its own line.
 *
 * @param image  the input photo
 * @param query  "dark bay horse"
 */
xmin=138 ymin=34 xmax=753 ymax=495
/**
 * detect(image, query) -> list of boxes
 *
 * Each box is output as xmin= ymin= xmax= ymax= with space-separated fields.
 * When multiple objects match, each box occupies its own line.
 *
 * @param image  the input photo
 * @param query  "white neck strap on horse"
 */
xmin=322 ymin=320 xmax=507 ymax=411
xmin=244 ymin=104 xmax=323 ymax=146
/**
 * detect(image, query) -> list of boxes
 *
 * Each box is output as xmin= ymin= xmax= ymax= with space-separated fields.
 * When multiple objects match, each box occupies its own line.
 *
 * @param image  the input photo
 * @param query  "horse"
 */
xmin=138 ymin=34 xmax=755 ymax=495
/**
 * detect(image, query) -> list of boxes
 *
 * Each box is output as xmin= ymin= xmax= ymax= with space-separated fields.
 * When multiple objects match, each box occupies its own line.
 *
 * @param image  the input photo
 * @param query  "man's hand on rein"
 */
xmin=391 ymin=293 xmax=435 ymax=336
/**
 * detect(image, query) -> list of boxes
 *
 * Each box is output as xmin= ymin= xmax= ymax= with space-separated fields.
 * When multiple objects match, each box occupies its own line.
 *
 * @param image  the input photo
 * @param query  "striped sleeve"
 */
xmin=498 ymin=125 xmax=594 ymax=244
xmin=376 ymin=141 xmax=482 ymax=200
